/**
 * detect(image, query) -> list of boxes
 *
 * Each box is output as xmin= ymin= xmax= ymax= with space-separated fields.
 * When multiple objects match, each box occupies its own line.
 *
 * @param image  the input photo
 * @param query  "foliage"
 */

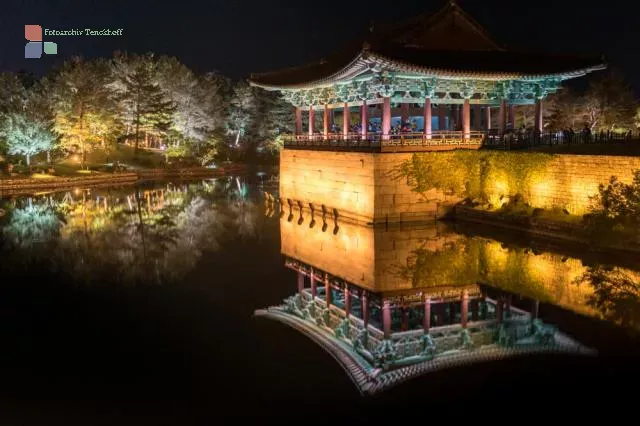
xmin=0 ymin=112 xmax=57 ymax=166
xmin=399 ymin=151 xmax=553 ymax=205
xmin=575 ymin=265 xmax=640 ymax=330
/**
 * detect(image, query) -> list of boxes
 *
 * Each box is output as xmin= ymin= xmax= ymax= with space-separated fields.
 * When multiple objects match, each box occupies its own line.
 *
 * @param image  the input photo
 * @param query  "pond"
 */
xmin=0 ymin=174 xmax=639 ymax=422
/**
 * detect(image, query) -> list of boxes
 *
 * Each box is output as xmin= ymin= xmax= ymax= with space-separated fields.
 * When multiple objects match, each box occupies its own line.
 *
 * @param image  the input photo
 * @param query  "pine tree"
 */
xmin=115 ymin=54 xmax=175 ymax=154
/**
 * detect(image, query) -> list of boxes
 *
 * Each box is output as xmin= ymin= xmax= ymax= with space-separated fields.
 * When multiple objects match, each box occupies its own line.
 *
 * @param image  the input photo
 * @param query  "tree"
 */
xmin=1 ymin=113 xmax=56 ymax=166
xmin=52 ymin=57 xmax=116 ymax=167
xmin=581 ymin=70 xmax=636 ymax=132
xmin=113 ymin=53 xmax=175 ymax=154
xmin=227 ymin=81 xmax=257 ymax=148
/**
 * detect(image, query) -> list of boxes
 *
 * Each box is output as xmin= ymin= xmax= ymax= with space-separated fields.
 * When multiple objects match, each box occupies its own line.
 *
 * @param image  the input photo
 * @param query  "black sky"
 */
xmin=2 ymin=0 xmax=639 ymax=91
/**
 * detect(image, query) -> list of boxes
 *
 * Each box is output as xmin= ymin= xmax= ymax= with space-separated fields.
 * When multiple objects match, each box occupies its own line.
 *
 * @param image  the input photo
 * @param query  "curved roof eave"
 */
xmin=249 ymin=52 xmax=607 ymax=91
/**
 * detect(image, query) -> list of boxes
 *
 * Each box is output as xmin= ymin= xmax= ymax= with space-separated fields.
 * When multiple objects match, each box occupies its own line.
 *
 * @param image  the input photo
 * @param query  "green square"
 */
xmin=43 ymin=42 xmax=57 ymax=54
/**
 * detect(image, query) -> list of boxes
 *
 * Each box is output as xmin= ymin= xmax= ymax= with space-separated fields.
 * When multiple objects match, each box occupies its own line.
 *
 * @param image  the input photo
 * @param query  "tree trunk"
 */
xmin=79 ymin=101 xmax=85 ymax=169
xmin=46 ymin=150 xmax=51 ymax=163
xmin=134 ymin=94 xmax=141 ymax=156
xmin=26 ymin=154 xmax=31 ymax=167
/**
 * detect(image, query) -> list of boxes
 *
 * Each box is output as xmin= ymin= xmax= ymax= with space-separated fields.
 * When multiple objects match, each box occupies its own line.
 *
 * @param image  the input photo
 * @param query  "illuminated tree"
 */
xmin=0 ymin=73 xmax=26 ymax=118
xmin=113 ymin=53 xmax=175 ymax=154
xmin=227 ymin=81 xmax=257 ymax=148
xmin=0 ymin=112 xmax=56 ymax=166
xmin=581 ymin=70 xmax=636 ymax=132
xmin=52 ymin=57 xmax=116 ymax=167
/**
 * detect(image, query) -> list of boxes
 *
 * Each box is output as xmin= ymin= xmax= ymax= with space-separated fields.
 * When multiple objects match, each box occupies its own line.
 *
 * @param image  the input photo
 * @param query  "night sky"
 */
xmin=2 ymin=0 xmax=639 ymax=91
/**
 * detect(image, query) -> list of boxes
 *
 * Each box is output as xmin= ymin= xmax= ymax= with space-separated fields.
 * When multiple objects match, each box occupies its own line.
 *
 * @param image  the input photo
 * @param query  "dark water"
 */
xmin=0 ymin=175 xmax=638 ymax=423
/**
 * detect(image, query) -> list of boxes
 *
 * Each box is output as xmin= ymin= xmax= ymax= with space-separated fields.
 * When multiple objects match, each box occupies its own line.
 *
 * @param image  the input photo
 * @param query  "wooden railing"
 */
xmin=282 ymin=130 xmax=640 ymax=152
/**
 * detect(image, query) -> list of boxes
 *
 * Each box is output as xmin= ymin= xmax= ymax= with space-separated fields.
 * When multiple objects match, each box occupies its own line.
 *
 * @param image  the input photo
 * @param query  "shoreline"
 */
xmin=453 ymin=205 xmax=640 ymax=255
xmin=0 ymin=164 xmax=249 ymax=196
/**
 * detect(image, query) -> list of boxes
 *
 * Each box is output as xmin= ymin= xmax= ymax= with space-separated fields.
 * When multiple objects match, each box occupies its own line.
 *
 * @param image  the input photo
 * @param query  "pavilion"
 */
xmin=250 ymin=1 xmax=606 ymax=150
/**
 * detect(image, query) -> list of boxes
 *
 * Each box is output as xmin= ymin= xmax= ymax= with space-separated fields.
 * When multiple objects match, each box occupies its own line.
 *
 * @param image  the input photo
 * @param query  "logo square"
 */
xmin=25 ymin=42 xmax=43 ymax=59
xmin=44 ymin=42 xmax=57 ymax=55
xmin=25 ymin=25 xmax=42 ymax=41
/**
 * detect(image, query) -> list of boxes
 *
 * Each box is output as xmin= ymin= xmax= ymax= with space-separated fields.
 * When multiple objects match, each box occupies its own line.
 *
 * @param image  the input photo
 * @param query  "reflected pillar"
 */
xmin=325 ymin=273 xmax=332 ymax=307
xmin=362 ymin=291 xmax=369 ymax=329
xmin=310 ymin=268 xmax=317 ymax=298
xmin=344 ymin=286 xmax=351 ymax=317
xmin=423 ymin=297 xmax=431 ymax=333
xmin=382 ymin=97 xmax=391 ymax=140
xmin=461 ymin=290 xmax=469 ymax=328
xmin=297 ymin=270 xmax=304 ymax=294
xmin=424 ymin=98 xmax=432 ymax=139
xmin=382 ymin=300 xmax=391 ymax=338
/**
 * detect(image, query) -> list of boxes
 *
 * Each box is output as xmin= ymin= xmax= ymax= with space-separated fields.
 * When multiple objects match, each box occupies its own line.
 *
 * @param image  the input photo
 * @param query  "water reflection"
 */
xmin=257 ymin=208 xmax=640 ymax=395
xmin=0 ymin=178 xmax=262 ymax=285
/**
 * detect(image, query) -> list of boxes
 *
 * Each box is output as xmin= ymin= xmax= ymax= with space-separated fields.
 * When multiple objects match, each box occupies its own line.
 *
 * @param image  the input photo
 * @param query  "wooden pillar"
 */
xmin=505 ymin=295 xmax=512 ymax=319
xmin=362 ymin=291 xmax=369 ymax=328
xmin=344 ymin=286 xmax=351 ymax=317
xmin=461 ymin=290 xmax=469 ymax=328
xmin=401 ymin=307 xmax=408 ymax=332
xmin=308 ymin=106 xmax=315 ymax=137
xmin=485 ymin=106 xmax=492 ymax=131
xmin=382 ymin=299 xmax=391 ymax=338
xmin=325 ymin=273 xmax=332 ymax=307
xmin=361 ymin=100 xmax=368 ymax=140
xmin=423 ymin=296 xmax=431 ymax=333
xmin=382 ymin=97 xmax=391 ymax=140
xmin=323 ymin=107 xmax=329 ymax=140
xmin=471 ymin=299 xmax=479 ymax=322
xmin=535 ymin=99 xmax=543 ymax=133
xmin=401 ymin=103 xmax=409 ymax=124
xmin=462 ymin=99 xmax=471 ymax=139
xmin=342 ymin=103 xmax=349 ymax=139
xmin=310 ymin=269 xmax=317 ymax=298
xmin=473 ymin=104 xmax=482 ymax=130
xmin=295 ymin=107 xmax=302 ymax=135
xmin=438 ymin=104 xmax=446 ymax=131
xmin=297 ymin=270 xmax=304 ymax=293
xmin=498 ymin=100 xmax=507 ymax=134
xmin=456 ymin=105 xmax=462 ymax=130
xmin=424 ymin=98 xmax=432 ymax=139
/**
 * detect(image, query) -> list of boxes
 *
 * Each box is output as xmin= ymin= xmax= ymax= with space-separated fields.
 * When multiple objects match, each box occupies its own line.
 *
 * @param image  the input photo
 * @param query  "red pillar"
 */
xmin=323 ymin=107 xmax=329 ymax=140
xmin=310 ymin=269 xmax=317 ymax=298
xmin=461 ymin=290 xmax=469 ymax=328
xmin=485 ymin=106 xmax=492 ymax=131
xmin=424 ymin=98 xmax=432 ymax=139
xmin=535 ymin=99 xmax=543 ymax=133
xmin=456 ymin=105 xmax=462 ymax=130
xmin=438 ymin=104 xmax=446 ymax=131
xmin=362 ymin=292 xmax=369 ymax=328
xmin=423 ymin=296 xmax=431 ymax=333
xmin=382 ymin=97 xmax=391 ymax=140
xmin=401 ymin=103 xmax=409 ymax=124
xmin=297 ymin=271 xmax=304 ymax=293
xmin=498 ymin=100 xmax=506 ymax=134
xmin=344 ymin=286 xmax=351 ymax=317
xmin=342 ymin=103 xmax=349 ymax=139
xmin=361 ymin=101 xmax=368 ymax=140
xmin=308 ymin=107 xmax=315 ymax=137
xmin=295 ymin=107 xmax=302 ymax=135
xmin=325 ymin=273 xmax=332 ymax=307
xmin=462 ymin=99 xmax=471 ymax=139
xmin=473 ymin=104 xmax=482 ymax=130
xmin=382 ymin=299 xmax=391 ymax=338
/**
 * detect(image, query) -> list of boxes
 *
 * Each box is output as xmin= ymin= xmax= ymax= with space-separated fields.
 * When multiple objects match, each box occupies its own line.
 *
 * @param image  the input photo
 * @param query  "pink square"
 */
xmin=25 ymin=25 xmax=42 ymax=41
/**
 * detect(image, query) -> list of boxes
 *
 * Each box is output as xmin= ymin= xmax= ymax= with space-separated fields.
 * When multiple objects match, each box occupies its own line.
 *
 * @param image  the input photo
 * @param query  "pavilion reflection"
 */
xmin=256 ymin=211 xmax=640 ymax=395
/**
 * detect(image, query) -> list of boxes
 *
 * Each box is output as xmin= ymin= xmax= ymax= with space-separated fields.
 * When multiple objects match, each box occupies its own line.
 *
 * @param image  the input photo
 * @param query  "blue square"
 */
xmin=25 ymin=42 xmax=42 ymax=59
